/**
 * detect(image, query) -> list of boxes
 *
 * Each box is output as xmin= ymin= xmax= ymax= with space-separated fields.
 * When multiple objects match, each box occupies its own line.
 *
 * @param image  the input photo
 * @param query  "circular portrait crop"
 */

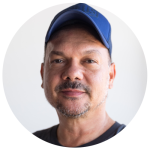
xmin=3 ymin=3 xmax=147 ymax=147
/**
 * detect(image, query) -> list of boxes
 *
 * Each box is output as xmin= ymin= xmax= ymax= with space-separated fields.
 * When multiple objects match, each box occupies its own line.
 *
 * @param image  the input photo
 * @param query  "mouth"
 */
xmin=60 ymin=89 xmax=85 ymax=97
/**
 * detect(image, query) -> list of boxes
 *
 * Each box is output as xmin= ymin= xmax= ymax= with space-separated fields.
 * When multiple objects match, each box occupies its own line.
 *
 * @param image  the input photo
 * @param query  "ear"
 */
xmin=108 ymin=63 xmax=116 ymax=89
xmin=40 ymin=63 xmax=44 ymax=88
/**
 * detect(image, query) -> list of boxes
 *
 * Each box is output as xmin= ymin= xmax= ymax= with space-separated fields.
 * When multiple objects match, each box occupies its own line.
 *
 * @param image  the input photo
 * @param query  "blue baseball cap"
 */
xmin=45 ymin=3 xmax=112 ymax=57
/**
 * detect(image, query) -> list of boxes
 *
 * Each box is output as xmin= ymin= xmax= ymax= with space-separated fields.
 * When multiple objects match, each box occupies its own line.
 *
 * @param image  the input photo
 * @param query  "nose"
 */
xmin=61 ymin=60 xmax=83 ymax=81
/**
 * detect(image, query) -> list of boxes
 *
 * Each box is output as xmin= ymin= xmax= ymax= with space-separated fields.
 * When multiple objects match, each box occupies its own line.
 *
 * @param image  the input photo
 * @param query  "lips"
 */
xmin=60 ymin=89 xmax=85 ymax=97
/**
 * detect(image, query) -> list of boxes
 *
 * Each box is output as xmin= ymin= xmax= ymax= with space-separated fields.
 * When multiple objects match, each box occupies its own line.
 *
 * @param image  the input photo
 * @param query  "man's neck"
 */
xmin=57 ymin=107 xmax=115 ymax=147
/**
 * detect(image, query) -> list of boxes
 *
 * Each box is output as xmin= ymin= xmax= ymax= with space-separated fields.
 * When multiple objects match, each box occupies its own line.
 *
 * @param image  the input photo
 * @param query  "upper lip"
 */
xmin=60 ymin=89 xmax=85 ymax=93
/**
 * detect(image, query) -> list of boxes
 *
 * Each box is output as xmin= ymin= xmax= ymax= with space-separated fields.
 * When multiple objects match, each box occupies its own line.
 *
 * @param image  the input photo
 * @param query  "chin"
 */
xmin=56 ymin=99 xmax=91 ymax=118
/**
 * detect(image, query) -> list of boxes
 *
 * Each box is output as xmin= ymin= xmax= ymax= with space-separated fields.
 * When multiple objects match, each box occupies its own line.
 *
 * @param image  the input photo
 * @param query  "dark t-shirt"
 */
xmin=33 ymin=121 xmax=126 ymax=147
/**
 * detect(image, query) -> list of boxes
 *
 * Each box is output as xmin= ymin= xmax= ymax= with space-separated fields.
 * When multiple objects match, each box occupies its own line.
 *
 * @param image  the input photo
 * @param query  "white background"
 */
xmin=0 ymin=0 xmax=150 ymax=150
xmin=2 ymin=3 xmax=147 ymax=133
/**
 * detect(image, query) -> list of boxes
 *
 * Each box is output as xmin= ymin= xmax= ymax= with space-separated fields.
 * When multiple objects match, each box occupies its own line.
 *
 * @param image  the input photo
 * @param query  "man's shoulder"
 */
xmin=114 ymin=121 xmax=126 ymax=134
xmin=81 ymin=121 xmax=126 ymax=147
xmin=33 ymin=124 xmax=58 ymax=142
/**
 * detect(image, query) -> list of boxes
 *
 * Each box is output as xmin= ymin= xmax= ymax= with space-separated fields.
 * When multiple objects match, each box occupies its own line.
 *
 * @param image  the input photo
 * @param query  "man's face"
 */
xmin=41 ymin=27 xmax=116 ymax=118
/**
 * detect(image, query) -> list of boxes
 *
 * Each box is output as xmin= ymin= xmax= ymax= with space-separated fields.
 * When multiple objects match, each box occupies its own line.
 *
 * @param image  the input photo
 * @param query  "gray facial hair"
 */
xmin=56 ymin=66 xmax=110 ymax=119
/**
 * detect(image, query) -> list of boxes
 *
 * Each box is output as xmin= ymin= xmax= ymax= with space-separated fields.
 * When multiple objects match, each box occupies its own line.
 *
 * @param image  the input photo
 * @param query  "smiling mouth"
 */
xmin=60 ymin=89 xmax=85 ymax=97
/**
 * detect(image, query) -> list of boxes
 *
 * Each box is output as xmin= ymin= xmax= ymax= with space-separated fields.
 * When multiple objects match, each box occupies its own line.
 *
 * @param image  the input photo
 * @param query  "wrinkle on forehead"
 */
xmin=47 ymin=41 xmax=105 ymax=59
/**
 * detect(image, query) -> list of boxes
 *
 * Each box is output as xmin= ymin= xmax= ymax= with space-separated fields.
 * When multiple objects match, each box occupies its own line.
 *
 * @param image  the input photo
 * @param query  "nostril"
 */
xmin=65 ymin=76 xmax=79 ymax=81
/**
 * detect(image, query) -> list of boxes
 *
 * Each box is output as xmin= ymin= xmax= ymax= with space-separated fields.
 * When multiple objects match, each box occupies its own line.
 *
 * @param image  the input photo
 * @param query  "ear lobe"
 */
xmin=108 ymin=63 xmax=116 ymax=89
xmin=40 ymin=63 xmax=44 ymax=88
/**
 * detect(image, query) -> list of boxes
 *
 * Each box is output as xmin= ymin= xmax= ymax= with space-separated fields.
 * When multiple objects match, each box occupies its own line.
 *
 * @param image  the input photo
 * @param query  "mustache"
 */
xmin=54 ymin=81 xmax=91 ymax=94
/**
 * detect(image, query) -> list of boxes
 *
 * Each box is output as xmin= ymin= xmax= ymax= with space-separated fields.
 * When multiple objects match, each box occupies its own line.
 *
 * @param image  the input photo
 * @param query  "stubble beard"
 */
xmin=56 ymin=99 xmax=91 ymax=119
xmin=51 ymin=73 xmax=110 ymax=119
xmin=54 ymin=81 xmax=91 ymax=119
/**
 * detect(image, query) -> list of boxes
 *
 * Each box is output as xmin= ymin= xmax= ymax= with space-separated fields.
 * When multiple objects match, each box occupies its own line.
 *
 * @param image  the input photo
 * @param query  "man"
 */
xmin=33 ymin=3 xmax=126 ymax=147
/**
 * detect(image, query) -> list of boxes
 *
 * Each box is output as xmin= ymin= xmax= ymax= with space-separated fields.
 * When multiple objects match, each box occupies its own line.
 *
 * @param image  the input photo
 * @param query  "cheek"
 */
xmin=85 ymin=69 xmax=104 ymax=87
xmin=84 ymin=69 xmax=109 ymax=99
xmin=43 ymin=66 xmax=61 ymax=99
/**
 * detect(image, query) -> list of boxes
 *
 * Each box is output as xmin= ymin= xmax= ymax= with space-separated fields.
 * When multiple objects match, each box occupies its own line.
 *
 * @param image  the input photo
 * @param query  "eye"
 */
xmin=85 ymin=59 xmax=96 ymax=63
xmin=52 ymin=59 xmax=63 ymax=63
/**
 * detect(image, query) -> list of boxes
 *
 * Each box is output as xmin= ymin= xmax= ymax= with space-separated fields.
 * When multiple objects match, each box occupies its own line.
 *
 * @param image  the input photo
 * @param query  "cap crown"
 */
xmin=45 ymin=3 xmax=112 ymax=56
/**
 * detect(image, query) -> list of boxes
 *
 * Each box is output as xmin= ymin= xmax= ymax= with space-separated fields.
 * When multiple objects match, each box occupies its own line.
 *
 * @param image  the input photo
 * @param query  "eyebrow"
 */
xmin=49 ymin=49 xmax=101 ymax=57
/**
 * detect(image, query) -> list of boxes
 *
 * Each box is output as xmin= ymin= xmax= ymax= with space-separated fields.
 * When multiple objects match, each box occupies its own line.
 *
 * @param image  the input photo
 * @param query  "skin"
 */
xmin=40 ymin=26 xmax=116 ymax=147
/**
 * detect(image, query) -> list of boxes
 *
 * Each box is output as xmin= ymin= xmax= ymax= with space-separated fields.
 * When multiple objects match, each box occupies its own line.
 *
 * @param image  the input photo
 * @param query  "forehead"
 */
xmin=45 ymin=26 xmax=109 ymax=61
